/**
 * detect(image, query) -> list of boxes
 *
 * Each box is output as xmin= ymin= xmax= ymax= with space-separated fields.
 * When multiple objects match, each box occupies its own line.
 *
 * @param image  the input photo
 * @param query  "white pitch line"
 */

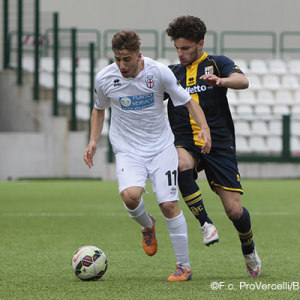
xmin=251 ymin=211 xmax=299 ymax=216
xmin=0 ymin=212 xmax=127 ymax=217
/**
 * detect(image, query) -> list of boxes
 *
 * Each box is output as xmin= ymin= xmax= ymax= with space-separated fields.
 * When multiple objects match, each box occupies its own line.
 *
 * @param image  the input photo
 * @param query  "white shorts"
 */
xmin=115 ymin=144 xmax=179 ymax=204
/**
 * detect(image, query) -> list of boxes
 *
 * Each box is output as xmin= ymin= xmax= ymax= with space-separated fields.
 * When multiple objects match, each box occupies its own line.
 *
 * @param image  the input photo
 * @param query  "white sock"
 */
xmin=165 ymin=211 xmax=190 ymax=269
xmin=124 ymin=197 xmax=153 ymax=228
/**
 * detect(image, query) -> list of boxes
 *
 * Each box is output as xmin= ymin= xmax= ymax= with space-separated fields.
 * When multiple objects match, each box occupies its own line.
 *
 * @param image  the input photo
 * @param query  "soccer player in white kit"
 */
xmin=84 ymin=31 xmax=211 ymax=281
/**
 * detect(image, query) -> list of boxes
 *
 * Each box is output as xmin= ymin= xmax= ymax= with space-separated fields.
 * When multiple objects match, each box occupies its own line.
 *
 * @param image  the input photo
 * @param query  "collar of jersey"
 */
xmin=189 ymin=52 xmax=207 ymax=68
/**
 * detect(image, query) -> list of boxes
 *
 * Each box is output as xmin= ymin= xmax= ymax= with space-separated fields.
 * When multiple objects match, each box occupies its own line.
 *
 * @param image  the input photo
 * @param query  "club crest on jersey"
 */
xmin=204 ymin=66 xmax=214 ymax=75
xmin=145 ymin=75 xmax=154 ymax=88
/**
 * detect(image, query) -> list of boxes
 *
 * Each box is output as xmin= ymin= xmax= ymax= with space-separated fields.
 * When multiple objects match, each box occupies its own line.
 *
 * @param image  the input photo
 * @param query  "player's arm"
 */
xmin=184 ymin=99 xmax=211 ymax=154
xmin=200 ymin=72 xmax=249 ymax=90
xmin=84 ymin=108 xmax=105 ymax=168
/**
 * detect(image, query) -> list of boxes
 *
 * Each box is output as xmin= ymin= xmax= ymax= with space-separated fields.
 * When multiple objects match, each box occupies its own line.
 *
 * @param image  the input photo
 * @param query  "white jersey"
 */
xmin=94 ymin=57 xmax=191 ymax=157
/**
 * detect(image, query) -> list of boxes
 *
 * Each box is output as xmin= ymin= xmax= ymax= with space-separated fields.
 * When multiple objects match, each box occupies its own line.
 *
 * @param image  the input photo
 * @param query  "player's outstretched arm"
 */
xmin=84 ymin=108 xmax=105 ymax=168
xmin=184 ymin=99 xmax=211 ymax=153
xmin=200 ymin=72 xmax=249 ymax=90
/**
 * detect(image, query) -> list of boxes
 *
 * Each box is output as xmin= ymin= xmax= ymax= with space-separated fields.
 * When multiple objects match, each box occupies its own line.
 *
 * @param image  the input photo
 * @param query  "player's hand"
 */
xmin=198 ymin=127 xmax=211 ymax=154
xmin=84 ymin=141 xmax=97 ymax=168
xmin=200 ymin=74 xmax=223 ymax=87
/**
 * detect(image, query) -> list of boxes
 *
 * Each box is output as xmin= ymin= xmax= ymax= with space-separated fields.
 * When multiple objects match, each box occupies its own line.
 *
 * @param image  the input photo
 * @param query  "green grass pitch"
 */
xmin=0 ymin=179 xmax=299 ymax=299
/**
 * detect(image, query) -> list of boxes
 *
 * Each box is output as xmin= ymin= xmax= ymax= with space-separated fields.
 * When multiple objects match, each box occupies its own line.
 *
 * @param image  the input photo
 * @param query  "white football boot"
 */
xmin=244 ymin=248 xmax=261 ymax=278
xmin=201 ymin=222 xmax=219 ymax=246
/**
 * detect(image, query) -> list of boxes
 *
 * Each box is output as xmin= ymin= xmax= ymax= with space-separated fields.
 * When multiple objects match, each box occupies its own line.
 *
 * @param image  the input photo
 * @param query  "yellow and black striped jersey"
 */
xmin=167 ymin=53 xmax=243 ymax=148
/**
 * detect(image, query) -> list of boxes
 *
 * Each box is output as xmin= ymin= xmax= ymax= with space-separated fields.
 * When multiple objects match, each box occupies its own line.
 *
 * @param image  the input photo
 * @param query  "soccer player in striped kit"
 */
xmin=166 ymin=16 xmax=261 ymax=277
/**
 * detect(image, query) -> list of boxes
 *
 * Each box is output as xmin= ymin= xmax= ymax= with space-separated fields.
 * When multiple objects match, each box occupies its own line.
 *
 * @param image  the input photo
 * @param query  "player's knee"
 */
xmin=226 ymin=205 xmax=243 ymax=220
xmin=121 ymin=188 xmax=141 ymax=210
xmin=220 ymin=191 xmax=243 ymax=220
xmin=160 ymin=201 xmax=180 ymax=219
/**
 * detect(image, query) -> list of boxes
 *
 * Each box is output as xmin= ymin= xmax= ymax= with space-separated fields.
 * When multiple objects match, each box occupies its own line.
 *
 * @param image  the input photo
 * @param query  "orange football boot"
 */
xmin=141 ymin=215 xmax=157 ymax=256
xmin=167 ymin=264 xmax=192 ymax=282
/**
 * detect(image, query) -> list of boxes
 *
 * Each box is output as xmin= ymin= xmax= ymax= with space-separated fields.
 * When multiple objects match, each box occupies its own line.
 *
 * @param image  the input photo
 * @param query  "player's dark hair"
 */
xmin=166 ymin=16 xmax=207 ymax=42
xmin=112 ymin=30 xmax=141 ymax=53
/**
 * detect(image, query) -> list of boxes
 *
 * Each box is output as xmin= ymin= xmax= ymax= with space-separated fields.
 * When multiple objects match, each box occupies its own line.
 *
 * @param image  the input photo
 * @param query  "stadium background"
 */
xmin=39 ymin=0 xmax=300 ymax=37
xmin=0 ymin=0 xmax=300 ymax=180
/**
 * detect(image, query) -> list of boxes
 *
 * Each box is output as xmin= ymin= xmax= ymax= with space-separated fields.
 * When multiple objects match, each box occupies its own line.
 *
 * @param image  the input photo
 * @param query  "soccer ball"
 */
xmin=72 ymin=245 xmax=108 ymax=281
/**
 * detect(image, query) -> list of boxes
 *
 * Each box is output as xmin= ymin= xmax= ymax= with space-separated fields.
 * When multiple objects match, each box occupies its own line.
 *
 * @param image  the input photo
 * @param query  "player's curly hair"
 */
xmin=112 ymin=30 xmax=141 ymax=52
xmin=166 ymin=16 xmax=207 ymax=42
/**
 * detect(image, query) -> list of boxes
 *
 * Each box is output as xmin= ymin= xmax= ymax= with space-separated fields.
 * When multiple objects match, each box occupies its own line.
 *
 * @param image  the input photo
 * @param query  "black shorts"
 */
xmin=175 ymin=140 xmax=243 ymax=194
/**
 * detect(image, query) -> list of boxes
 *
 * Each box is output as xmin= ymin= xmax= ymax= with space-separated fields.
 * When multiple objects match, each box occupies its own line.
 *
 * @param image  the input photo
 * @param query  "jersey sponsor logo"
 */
xmin=119 ymin=93 xmax=154 ymax=110
xmin=120 ymin=97 xmax=132 ymax=107
xmin=186 ymin=84 xmax=207 ymax=94
xmin=145 ymin=75 xmax=154 ymax=88
xmin=204 ymin=66 xmax=214 ymax=74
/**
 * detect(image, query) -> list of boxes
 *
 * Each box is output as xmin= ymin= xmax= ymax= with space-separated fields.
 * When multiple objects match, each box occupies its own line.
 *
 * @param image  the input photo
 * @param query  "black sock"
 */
xmin=178 ymin=169 xmax=212 ymax=226
xmin=232 ymin=207 xmax=255 ymax=255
